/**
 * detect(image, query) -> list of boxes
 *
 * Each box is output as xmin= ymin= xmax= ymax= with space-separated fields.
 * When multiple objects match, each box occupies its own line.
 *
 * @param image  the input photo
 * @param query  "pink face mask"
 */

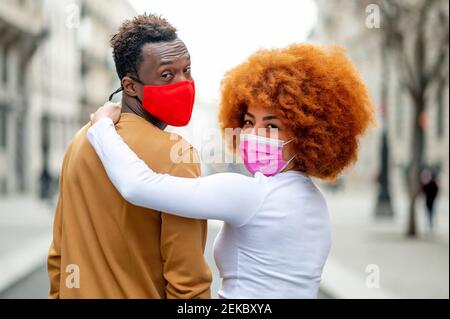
xmin=239 ymin=134 xmax=295 ymax=177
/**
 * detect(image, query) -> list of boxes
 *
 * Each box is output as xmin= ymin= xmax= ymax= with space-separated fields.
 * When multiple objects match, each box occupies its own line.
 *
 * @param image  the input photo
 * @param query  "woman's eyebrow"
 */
xmin=245 ymin=112 xmax=256 ymax=119
xmin=262 ymin=115 xmax=278 ymax=121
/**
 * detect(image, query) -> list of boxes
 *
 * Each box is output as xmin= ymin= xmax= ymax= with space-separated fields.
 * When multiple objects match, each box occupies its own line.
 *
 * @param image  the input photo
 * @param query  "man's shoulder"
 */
xmin=60 ymin=123 xmax=96 ymax=164
xmin=116 ymin=114 xmax=200 ymax=174
xmin=118 ymin=116 xmax=193 ymax=151
xmin=64 ymin=123 xmax=89 ymax=152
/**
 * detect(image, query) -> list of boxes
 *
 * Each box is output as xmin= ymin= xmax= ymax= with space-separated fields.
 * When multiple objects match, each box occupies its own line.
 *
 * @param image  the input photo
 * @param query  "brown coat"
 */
xmin=47 ymin=113 xmax=212 ymax=298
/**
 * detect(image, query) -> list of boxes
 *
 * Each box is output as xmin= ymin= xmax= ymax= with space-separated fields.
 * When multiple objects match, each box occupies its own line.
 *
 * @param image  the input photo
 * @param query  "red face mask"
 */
xmin=140 ymin=80 xmax=195 ymax=127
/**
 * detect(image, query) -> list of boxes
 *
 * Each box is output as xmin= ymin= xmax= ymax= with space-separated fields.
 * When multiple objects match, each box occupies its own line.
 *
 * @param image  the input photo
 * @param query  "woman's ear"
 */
xmin=121 ymin=76 xmax=138 ymax=97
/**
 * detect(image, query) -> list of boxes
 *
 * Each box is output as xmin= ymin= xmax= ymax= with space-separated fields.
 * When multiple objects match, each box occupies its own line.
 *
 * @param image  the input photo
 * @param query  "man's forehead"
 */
xmin=142 ymin=39 xmax=190 ymax=63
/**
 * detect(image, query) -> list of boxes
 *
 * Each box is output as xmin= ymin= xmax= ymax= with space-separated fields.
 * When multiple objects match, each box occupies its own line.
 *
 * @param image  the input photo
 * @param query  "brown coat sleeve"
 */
xmin=160 ymin=146 xmax=212 ymax=299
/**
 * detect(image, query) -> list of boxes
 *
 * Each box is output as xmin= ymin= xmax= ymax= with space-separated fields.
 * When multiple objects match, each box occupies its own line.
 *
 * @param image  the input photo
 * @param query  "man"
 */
xmin=47 ymin=14 xmax=212 ymax=298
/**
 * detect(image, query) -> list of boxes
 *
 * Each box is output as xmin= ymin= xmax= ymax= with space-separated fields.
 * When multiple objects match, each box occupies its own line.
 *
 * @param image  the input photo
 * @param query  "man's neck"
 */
xmin=121 ymin=96 xmax=167 ymax=130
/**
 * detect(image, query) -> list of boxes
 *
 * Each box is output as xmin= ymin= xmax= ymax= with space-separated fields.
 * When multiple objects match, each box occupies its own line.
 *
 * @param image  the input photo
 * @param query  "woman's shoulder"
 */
xmin=271 ymin=171 xmax=328 ymax=209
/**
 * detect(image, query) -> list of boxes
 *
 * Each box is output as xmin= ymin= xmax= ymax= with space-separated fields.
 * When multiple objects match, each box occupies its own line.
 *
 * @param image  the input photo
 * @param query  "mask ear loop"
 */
xmin=280 ymin=138 xmax=297 ymax=173
xmin=280 ymin=153 xmax=298 ymax=174
xmin=109 ymin=87 xmax=123 ymax=101
xmin=109 ymin=74 xmax=142 ymax=101
xmin=282 ymin=138 xmax=295 ymax=146
xmin=126 ymin=75 xmax=146 ymax=106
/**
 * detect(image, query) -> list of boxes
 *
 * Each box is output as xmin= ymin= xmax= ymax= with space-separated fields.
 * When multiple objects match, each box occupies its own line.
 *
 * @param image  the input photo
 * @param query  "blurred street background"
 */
xmin=0 ymin=0 xmax=448 ymax=299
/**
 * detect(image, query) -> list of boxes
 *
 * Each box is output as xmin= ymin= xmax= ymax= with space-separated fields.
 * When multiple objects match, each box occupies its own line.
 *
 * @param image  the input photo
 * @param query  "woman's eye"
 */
xmin=243 ymin=120 xmax=253 ymax=127
xmin=184 ymin=66 xmax=191 ymax=73
xmin=267 ymin=124 xmax=279 ymax=129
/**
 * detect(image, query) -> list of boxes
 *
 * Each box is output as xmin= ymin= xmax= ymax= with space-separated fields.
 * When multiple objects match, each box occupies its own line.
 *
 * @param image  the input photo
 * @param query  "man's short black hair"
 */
xmin=110 ymin=13 xmax=178 ymax=80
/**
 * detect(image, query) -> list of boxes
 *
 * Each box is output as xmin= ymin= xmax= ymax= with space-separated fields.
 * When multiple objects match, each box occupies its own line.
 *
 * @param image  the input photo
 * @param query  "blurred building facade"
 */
xmin=310 ymin=0 xmax=449 ymax=197
xmin=0 ymin=0 xmax=136 ymax=198
xmin=0 ymin=0 xmax=46 ymax=195
xmin=78 ymin=0 xmax=137 ymax=118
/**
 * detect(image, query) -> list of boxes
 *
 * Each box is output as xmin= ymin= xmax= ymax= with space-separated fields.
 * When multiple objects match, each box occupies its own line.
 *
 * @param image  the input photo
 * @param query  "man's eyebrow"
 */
xmin=245 ymin=112 xmax=256 ymax=119
xmin=158 ymin=60 xmax=175 ymax=66
xmin=158 ymin=54 xmax=191 ymax=67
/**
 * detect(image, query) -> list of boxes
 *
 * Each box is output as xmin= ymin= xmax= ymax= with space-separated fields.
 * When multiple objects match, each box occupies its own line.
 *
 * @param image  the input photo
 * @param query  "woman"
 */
xmin=87 ymin=44 xmax=374 ymax=298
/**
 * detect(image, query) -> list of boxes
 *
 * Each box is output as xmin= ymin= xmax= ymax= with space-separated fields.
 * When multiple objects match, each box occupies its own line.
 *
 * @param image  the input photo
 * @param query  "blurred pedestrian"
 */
xmin=420 ymin=167 xmax=439 ymax=231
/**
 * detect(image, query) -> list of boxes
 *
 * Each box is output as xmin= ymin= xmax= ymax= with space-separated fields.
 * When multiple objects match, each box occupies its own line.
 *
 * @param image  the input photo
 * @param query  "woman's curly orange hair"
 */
xmin=218 ymin=43 xmax=375 ymax=180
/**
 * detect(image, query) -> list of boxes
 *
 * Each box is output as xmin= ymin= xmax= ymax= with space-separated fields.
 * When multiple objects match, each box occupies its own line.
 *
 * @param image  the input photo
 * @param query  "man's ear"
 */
xmin=121 ymin=76 xmax=138 ymax=97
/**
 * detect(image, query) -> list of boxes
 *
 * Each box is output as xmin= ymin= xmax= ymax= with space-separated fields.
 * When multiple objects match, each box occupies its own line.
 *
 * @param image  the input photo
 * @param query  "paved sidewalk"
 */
xmin=0 ymin=196 xmax=53 ymax=293
xmin=319 ymin=186 xmax=449 ymax=299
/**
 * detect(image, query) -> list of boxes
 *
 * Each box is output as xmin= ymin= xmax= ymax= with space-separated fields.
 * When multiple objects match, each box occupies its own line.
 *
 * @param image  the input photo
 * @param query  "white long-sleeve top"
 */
xmin=87 ymin=118 xmax=331 ymax=299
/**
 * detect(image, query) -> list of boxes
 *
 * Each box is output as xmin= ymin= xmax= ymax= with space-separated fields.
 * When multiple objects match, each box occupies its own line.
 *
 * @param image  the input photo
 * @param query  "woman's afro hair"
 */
xmin=219 ymin=43 xmax=376 ymax=180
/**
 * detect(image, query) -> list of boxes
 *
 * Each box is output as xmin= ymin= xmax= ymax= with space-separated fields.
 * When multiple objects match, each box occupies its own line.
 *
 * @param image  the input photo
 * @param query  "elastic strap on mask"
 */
xmin=109 ymin=87 xmax=124 ymax=101
xmin=286 ymin=154 xmax=297 ymax=165
xmin=134 ymin=96 xmax=143 ymax=105
xmin=281 ymin=153 xmax=297 ymax=173
xmin=283 ymin=138 xmax=295 ymax=146
xmin=280 ymin=138 xmax=297 ymax=173
xmin=134 ymin=95 xmax=166 ymax=129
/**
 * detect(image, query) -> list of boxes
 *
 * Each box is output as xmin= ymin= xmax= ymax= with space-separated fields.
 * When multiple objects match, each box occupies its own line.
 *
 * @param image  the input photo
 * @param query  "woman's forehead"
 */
xmin=246 ymin=104 xmax=279 ymax=119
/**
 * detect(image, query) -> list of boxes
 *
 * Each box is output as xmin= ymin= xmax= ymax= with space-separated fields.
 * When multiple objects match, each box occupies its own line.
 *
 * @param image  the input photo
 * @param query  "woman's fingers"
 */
xmin=107 ymin=102 xmax=122 ymax=124
xmin=102 ymin=101 xmax=121 ymax=109
xmin=91 ymin=102 xmax=122 ymax=125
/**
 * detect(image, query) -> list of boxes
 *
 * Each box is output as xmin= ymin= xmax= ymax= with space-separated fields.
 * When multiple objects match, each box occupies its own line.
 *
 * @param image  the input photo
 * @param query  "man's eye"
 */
xmin=267 ymin=124 xmax=279 ymax=129
xmin=162 ymin=72 xmax=173 ymax=79
xmin=243 ymin=120 xmax=253 ymax=126
xmin=184 ymin=66 xmax=191 ymax=73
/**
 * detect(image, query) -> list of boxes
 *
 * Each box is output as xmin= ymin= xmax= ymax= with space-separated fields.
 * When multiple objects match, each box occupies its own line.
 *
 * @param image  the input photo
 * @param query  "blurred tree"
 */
xmin=378 ymin=0 xmax=449 ymax=237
